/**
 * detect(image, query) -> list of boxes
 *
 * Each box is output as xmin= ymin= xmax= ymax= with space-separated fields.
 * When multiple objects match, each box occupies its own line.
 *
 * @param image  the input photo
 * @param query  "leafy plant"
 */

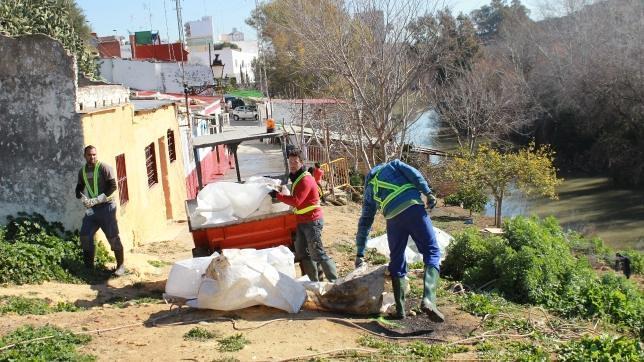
xmin=0 ymin=0 xmax=97 ymax=78
xmin=365 ymin=248 xmax=388 ymax=265
xmin=0 ymin=325 xmax=94 ymax=361
xmin=357 ymin=335 xmax=467 ymax=358
xmin=459 ymin=292 xmax=505 ymax=317
xmin=217 ymin=333 xmax=249 ymax=352
xmin=443 ymin=216 xmax=644 ymax=334
xmin=183 ymin=327 xmax=218 ymax=341
xmin=147 ymin=260 xmax=170 ymax=268
xmin=0 ymin=213 xmax=112 ymax=285
xmin=0 ymin=296 xmax=81 ymax=315
xmin=558 ymin=335 xmax=643 ymax=361
xmin=443 ymin=186 xmax=488 ymax=216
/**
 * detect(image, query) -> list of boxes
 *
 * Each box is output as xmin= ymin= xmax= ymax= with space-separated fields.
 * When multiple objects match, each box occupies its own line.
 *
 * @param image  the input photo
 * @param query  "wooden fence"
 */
xmin=320 ymin=157 xmax=350 ymax=190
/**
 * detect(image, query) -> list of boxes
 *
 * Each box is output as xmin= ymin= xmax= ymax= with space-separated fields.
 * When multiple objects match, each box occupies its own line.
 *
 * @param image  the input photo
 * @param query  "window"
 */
xmin=167 ymin=129 xmax=176 ymax=162
xmin=115 ymin=154 xmax=129 ymax=205
xmin=144 ymin=143 xmax=158 ymax=187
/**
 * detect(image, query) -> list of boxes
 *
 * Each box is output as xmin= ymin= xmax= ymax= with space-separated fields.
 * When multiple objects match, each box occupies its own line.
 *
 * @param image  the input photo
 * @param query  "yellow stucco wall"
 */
xmin=80 ymin=103 xmax=186 ymax=250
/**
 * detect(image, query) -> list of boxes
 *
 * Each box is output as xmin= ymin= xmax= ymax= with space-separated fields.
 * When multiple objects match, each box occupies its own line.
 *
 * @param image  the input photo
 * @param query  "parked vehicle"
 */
xmin=224 ymin=96 xmax=245 ymax=109
xmin=232 ymin=105 xmax=259 ymax=121
xmin=186 ymin=128 xmax=294 ymax=257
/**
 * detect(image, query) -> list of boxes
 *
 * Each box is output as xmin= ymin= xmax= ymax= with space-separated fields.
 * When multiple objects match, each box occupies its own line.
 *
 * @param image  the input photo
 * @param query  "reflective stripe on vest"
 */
xmin=369 ymin=168 xmax=415 ymax=210
xmin=82 ymin=162 xmax=101 ymax=198
xmin=291 ymin=171 xmax=320 ymax=215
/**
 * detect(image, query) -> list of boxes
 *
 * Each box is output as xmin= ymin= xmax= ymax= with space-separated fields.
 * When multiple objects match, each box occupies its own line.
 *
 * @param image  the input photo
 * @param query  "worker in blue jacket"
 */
xmin=355 ymin=159 xmax=443 ymax=322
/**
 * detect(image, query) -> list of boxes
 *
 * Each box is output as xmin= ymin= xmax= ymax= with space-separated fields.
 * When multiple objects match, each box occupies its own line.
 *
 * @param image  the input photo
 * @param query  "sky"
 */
xmin=78 ymin=0 xmax=542 ymax=43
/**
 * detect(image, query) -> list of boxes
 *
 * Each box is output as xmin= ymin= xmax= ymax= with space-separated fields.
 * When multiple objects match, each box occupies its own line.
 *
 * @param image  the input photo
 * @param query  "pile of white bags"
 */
xmin=193 ymin=177 xmax=282 ymax=225
xmin=365 ymin=227 xmax=453 ymax=264
xmin=165 ymin=246 xmax=306 ymax=314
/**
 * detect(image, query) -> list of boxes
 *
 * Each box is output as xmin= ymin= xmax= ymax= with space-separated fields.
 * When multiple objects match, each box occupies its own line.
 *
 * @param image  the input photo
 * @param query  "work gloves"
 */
xmin=354 ymin=256 xmax=366 ymax=269
xmin=425 ymin=193 xmax=437 ymax=210
xmin=82 ymin=193 xmax=108 ymax=208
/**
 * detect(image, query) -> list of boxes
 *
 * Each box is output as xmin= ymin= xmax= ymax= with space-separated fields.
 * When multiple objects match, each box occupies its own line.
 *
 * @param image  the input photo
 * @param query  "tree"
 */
xmin=254 ymin=0 xmax=457 ymax=168
xmin=0 ymin=0 xmax=97 ymax=77
xmin=428 ymin=58 xmax=538 ymax=155
xmin=471 ymin=0 xmax=530 ymax=41
xmin=447 ymin=143 xmax=562 ymax=226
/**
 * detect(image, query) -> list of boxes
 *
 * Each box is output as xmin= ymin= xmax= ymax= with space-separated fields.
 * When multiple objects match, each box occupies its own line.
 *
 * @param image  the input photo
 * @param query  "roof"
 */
xmin=192 ymin=126 xmax=282 ymax=148
xmin=271 ymin=98 xmax=343 ymax=105
xmin=133 ymin=91 xmax=222 ymax=115
xmin=131 ymin=99 xmax=176 ymax=112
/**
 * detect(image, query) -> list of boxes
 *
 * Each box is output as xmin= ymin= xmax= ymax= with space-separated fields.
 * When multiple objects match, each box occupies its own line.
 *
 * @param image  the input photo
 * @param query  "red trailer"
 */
xmin=186 ymin=127 xmax=297 ymax=257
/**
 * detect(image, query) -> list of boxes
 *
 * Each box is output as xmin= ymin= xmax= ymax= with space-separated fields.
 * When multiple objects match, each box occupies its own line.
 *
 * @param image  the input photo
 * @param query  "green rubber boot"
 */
xmin=319 ymin=259 xmax=338 ymax=282
xmin=390 ymin=277 xmax=407 ymax=319
xmin=421 ymin=266 xmax=445 ymax=323
xmin=300 ymin=258 xmax=319 ymax=281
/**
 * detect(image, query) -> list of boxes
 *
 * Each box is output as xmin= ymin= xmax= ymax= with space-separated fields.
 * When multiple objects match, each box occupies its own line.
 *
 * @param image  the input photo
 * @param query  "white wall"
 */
xmin=99 ymin=58 xmax=215 ymax=93
xmin=185 ymin=16 xmax=213 ymax=39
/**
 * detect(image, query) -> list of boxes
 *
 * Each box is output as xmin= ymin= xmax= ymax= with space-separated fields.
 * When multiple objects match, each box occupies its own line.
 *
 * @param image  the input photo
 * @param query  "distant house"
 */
xmin=0 ymin=34 xmax=189 ymax=249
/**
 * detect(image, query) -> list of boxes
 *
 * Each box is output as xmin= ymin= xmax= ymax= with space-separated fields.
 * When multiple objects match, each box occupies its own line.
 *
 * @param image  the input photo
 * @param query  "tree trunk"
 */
xmin=495 ymin=196 xmax=503 ymax=226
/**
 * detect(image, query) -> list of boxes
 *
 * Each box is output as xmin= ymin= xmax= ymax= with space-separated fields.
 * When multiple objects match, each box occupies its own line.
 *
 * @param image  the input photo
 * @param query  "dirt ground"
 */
xmin=0 ymin=203 xmax=486 ymax=361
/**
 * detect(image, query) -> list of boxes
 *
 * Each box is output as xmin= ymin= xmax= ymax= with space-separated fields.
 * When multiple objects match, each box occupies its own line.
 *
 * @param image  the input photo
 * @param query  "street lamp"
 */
xmin=211 ymin=54 xmax=225 ymax=81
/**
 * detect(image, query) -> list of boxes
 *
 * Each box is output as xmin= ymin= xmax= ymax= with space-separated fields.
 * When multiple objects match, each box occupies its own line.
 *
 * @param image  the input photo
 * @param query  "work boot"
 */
xmin=319 ymin=259 xmax=338 ymax=282
xmin=113 ymin=249 xmax=125 ymax=277
xmin=317 ymin=262 xmax=324 ymax=281
xmin=421 ymin=266 xmax=445 ymax=323
xmin=300 ymin=258 xmax=319 ymax=281
xmin=80 ymin=236 xmax=95 ymax=269
xmin=390 ymin=277 xmax=406 ymax=319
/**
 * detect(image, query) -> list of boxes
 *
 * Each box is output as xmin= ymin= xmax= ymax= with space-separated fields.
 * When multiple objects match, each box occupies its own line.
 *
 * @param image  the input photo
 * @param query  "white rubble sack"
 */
xmin=193 ymin=178 xmax=282 ymax=223
xmin=164 ymin=254 xmax=218 ymax=299
xmin=365 ymin=227 xmax=453 ymax=264
xmin=185 ymin=246 xmax=306 ymax=313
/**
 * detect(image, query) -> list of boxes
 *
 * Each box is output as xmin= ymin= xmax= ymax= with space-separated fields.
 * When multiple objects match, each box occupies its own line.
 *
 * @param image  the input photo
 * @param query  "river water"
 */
xmin=408 ymin=111 xmax=644 ymax=250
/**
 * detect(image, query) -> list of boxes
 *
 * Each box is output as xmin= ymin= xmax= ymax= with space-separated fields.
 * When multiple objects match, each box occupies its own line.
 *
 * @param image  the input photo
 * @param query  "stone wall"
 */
xmin=0 ymin=34 xmax=85 ymax=228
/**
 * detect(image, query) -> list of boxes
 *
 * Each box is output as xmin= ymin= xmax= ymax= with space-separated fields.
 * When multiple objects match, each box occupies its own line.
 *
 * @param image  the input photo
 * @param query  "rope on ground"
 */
xmin=271 ymin=347 xmax=378 ymax=362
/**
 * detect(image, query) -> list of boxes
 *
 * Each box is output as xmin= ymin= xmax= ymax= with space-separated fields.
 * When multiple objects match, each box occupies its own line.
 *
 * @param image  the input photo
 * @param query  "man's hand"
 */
xmin=97 ymin=193 xmax=108 ymax=204
xmin=354 ymin=256 xmax=366 ymax=269
xmin=426 ymin=193 xmax=437 ymax=210
xmin=81 ymin=194 xmax=91 ymax=208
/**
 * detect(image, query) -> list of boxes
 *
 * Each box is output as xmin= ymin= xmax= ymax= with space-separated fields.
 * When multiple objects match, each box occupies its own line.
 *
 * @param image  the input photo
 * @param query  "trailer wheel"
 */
xmin=192 ymin=247 xmax=210 ymax=258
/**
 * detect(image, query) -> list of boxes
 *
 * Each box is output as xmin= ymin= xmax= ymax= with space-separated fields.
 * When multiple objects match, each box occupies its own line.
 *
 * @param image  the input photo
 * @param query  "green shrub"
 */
xmin=441 ymin=228 xmax=507 ymax=287
xmin=443 ymin=216 xmax=644 ymax=333
xmin=0 ymin=213 xmax=112 ymax=285
xmin=0 ymin=325 xmax=94 ymax=361
xmin=365 ymin=248 xmax=388 ymax=265
xmin=444 ymin=187 xmax=488 ymax=214
xmin=459 ymin=293 xmax=505 ymax=317
xmin=357 ymin=335 xmax=467 ymax=358
xmin=0 ymin=296 xmax=81 ymax=316
xmin=558 ymin=335 xmax=643 ymax=361
xmin=217 ymin=333 xmax=249 ymax=352
xmin=183 ymin=327 xmax=217 ymax=341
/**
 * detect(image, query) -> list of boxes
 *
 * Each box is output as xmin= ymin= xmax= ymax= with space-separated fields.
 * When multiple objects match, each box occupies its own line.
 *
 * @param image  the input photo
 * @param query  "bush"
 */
xmin=443 ymin=216 xmax=644 ymax=333
xmin=0 ymin=325 xmax=94 ymax=361
xmin=0 ymin=213 xmax=112 ymax=285
xmin=558 ymin=335 xmax=643 ymax=361
xmin=0 ymin=296 xmax=80 ymax=315
xmin=443 ymin=187 xmax=488 ymax=214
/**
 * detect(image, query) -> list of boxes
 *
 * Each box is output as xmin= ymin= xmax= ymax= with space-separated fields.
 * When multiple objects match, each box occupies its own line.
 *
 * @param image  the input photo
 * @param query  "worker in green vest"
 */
xmin=355 ymin=159 xmax=443 ymax=322
xmin=75 ymin=145 xmax=125 ymax=276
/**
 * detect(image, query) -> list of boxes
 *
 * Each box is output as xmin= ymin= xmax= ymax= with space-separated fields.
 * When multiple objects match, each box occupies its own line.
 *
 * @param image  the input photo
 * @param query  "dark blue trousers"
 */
xmin=386 ymin=204 xmax=441 ymax=278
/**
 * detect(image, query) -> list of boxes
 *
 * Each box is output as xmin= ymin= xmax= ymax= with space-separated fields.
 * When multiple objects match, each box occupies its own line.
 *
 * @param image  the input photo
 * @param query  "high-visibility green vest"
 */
xmin=369 ymin=169 xmax=415 ymax=210
xmin=291 ymin=171 xmax=320 ymax=215
xmin=82 ymin=162 xmax=101 ymax=198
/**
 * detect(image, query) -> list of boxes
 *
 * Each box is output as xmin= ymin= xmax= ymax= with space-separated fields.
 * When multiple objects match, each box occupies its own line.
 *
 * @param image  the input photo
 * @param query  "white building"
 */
xmin=212 ymin=47 xmax=256 ymax=84
xmin=99 ymin=58 xmax=215 ymax=94
xmin=219 ymin=28 xmax=244 ymax=42
xmin=185 ymin=16 xmax=214 ymax=54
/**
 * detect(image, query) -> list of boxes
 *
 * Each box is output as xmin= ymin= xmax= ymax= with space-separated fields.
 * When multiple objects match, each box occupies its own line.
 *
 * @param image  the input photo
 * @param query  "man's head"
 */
xmin=314 ymin=162 xmax=321 ymax=169
xmin=287 ymin=147 xmax=304 ymax=173
xmin=84 ymin=145 xmax=97 ymax=166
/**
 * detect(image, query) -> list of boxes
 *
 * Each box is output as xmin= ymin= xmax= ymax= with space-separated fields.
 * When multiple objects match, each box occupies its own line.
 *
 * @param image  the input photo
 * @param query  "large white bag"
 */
xmin=186 ymin=247 xmax=306 ymax=313
xmin=365 ymin=226 xmax=453 ymax=264
xmin=164 ymin=254 xmax=217 ymax=299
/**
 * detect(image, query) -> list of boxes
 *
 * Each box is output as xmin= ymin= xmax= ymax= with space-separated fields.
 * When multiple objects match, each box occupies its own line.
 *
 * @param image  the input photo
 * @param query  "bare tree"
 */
xmin=428 ymin=57 xmax=538 ymax=155
xmin=270 ymin=0 xmax=448 ymax=169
